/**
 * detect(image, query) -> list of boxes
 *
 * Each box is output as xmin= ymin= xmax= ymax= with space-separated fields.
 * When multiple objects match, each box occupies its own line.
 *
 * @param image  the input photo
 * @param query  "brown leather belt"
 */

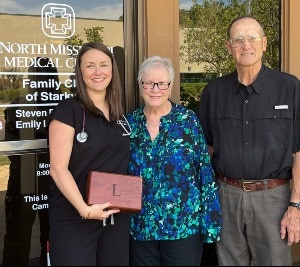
xmin=217 ymin=174 xmax=289 ymax=191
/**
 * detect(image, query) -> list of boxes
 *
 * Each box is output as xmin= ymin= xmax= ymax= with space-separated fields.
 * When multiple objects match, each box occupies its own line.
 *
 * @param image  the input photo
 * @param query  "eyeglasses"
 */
xmin=229 ymin=35 xmax=263 ymax=48
xmin=141 ymin=81 xmax=171 ymax=90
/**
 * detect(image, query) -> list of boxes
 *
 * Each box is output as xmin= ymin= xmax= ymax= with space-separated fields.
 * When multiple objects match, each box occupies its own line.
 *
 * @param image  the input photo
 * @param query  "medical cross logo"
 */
xmin=41 ymin=3 xmax=75 ymax=39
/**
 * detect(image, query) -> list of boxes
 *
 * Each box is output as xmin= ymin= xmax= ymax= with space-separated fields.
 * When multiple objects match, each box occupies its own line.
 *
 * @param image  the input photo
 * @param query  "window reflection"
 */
xmin=0 ymin=1 xmax=124 ymax=265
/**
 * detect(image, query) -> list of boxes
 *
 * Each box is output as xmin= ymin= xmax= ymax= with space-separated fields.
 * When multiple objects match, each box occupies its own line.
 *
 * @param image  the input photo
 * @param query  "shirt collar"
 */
xmin=251 ymin=65 xmax=266 ymax=95
xmin=233 ymin=65 xmax=266 ymax=95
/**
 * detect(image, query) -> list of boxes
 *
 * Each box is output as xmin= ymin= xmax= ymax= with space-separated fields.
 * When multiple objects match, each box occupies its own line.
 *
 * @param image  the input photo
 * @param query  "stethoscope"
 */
xmin=76 ymin=108 xmax=132 ymax=143
xmin=76 ymin=108 xmax=88 ymax=143
xmin=117 ymin=115 xmax=132 ymax=136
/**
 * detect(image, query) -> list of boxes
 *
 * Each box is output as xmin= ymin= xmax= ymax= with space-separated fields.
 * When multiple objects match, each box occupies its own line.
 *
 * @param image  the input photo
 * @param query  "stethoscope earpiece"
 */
xmin=77 ymin=107 xmax=88 ymax=143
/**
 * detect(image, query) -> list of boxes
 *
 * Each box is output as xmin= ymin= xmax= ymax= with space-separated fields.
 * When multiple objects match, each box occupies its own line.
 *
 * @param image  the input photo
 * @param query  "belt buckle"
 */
xmin=242 ymin=181 xmax=253 ymax=191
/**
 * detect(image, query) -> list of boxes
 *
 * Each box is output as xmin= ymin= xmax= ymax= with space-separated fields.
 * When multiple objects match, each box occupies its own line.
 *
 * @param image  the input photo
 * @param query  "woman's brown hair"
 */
xmin=74 ymin=42 xmax=123 ymax=121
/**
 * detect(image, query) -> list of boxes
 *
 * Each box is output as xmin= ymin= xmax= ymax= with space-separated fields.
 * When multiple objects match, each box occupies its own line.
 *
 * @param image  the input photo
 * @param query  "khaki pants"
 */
xmin=217 ymin=181 xmax=292 ymax=266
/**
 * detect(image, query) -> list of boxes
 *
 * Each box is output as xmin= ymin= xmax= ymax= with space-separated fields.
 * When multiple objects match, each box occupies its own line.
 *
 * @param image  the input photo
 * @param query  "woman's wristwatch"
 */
xmin=289 ymin=202 xmax=300 ymax=211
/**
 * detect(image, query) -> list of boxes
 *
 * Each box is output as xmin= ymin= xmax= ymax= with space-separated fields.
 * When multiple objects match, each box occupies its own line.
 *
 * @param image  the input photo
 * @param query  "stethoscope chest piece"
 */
xmin=76 ymin=131 xmax=88 ymax=143
xmin=77 ymin=107 xmax=88 ymax=143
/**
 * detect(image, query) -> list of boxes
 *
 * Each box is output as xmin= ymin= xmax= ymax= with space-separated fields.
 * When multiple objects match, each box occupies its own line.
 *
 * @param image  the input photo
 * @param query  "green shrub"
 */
xmin=180 ymin=82 xmax=207 ymax=113
xmin=0 ymin=88 xmax=27 ymax=102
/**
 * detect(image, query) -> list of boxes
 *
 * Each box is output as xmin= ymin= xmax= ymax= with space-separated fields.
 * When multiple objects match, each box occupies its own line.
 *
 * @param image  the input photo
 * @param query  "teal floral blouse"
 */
xmin=126 ymin=101 xmax=221 ymax=242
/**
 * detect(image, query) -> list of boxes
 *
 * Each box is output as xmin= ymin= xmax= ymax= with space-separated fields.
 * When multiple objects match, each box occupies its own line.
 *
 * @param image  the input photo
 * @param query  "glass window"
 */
xmin=0 ymin=1 xmax=123 ymax=265
xmin=179 ymin=0 xmax=280 ymax=112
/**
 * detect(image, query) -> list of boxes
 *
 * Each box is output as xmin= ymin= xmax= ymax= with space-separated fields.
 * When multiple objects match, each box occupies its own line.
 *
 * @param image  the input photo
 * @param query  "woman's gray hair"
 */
xmin=137 ymin=55 xmax=175 ymax=84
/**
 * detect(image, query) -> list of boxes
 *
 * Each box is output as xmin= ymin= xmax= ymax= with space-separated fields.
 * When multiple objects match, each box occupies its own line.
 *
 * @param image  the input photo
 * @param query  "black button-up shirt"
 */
xmin=198 ymin=65 xmax=300 ymax=180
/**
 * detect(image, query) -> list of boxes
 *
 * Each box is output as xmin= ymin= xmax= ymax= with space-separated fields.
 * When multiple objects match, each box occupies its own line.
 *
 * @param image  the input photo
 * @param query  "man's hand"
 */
xmin=280 ymin=206 xmax=300 ymax=246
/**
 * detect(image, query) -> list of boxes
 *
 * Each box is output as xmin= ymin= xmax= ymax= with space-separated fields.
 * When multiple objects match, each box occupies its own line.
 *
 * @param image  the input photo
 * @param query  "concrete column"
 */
xmin=145 ymin=0 xmax=180 ymax=104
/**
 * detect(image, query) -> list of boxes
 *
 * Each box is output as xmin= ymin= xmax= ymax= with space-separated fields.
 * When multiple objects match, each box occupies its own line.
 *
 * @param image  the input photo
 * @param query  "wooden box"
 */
xmin=86 ymin=171 xmax=143 ymax=212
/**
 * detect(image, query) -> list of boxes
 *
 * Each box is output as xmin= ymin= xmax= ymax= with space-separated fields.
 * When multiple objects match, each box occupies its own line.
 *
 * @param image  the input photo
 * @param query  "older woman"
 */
xmin=126 ymin=55 xmax=221 ymax=266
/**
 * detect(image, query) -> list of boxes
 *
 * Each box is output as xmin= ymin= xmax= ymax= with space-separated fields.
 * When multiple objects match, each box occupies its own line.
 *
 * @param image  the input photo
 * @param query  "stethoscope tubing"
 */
xmin=76 ymin=107 xmax=132 ymax=143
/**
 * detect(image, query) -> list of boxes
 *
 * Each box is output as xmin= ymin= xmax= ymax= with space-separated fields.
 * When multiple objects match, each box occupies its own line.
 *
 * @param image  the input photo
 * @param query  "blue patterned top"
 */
xmin=126 ymin=101 xmax=221 ymax=242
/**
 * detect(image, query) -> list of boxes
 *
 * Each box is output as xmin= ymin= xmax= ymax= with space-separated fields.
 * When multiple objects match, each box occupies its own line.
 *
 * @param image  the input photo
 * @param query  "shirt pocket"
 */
xmin=252 ymin=110 xmax=292 ymax=148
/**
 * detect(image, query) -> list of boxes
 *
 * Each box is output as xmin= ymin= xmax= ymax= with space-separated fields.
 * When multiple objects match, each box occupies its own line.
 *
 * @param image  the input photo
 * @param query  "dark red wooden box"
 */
xmin=86 ymin=171 xmax=143 ymax=212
